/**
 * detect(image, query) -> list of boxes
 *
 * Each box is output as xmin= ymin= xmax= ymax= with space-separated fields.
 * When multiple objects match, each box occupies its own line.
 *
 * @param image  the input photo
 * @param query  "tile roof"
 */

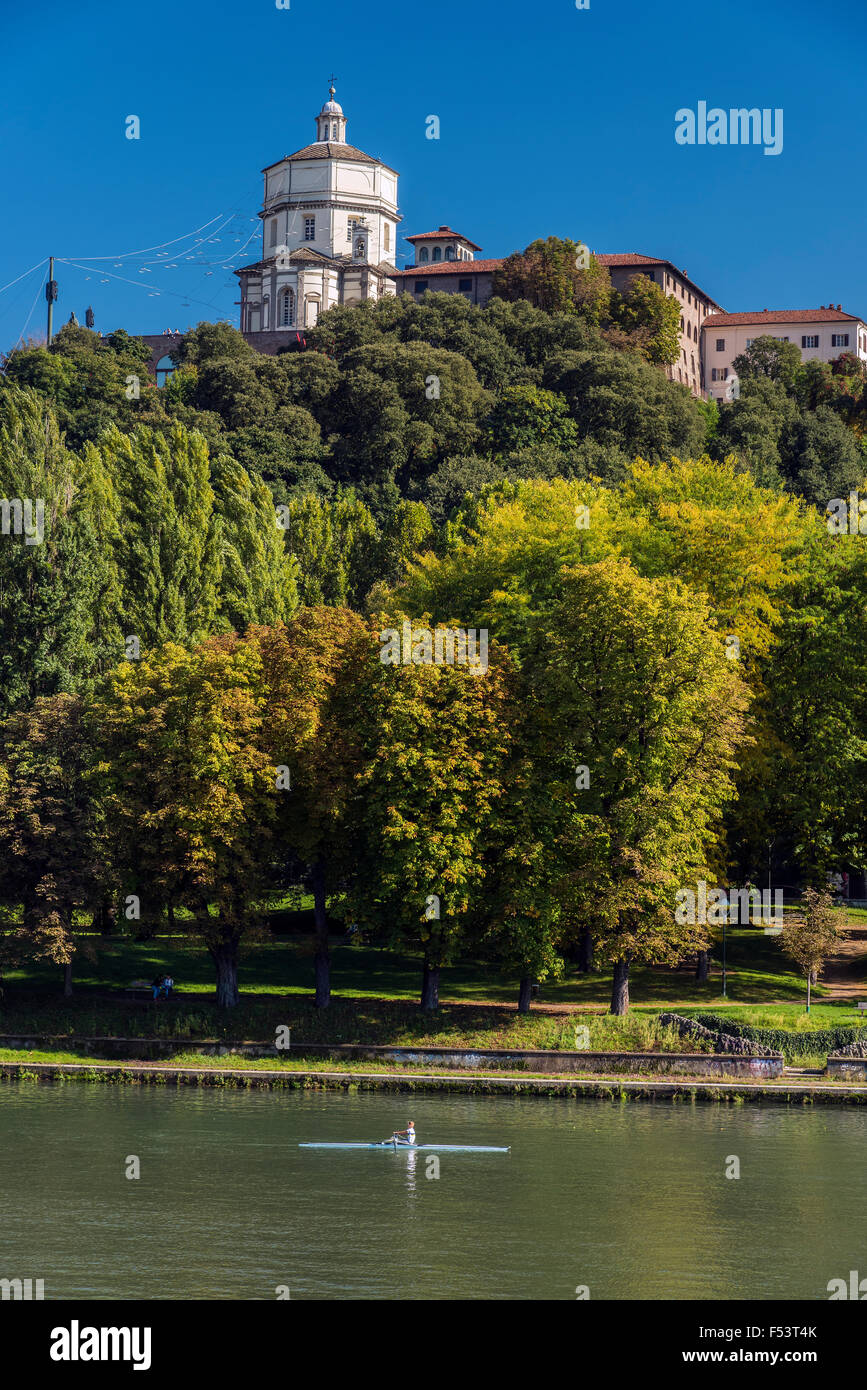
xmin=704 ymin=308 xmax=861 ymax=326
xmin=405 ymin=226 xmax=483 ymax=251
xmin=263 ymin=142 xmax=396 ymax=171
xmin=236 ymin=248 xmax=339 ymax=275
xmin=595 ymin=253 xmax=664 ymax=267
xmin=392 ymin=259 xmax=505 ymax=277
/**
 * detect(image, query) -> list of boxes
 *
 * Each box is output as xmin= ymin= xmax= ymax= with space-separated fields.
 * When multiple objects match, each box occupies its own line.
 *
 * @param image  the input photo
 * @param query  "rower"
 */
xmin=391 ymin=1121 xmax=416 ymax=1146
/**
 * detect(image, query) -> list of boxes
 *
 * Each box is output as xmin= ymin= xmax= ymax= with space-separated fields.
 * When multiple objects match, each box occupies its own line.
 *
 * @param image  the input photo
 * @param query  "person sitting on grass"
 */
xmin=151 ymin=975 xmax=163 ymax=1001
xmin=161 ymin=974 xmax=174 ymax=999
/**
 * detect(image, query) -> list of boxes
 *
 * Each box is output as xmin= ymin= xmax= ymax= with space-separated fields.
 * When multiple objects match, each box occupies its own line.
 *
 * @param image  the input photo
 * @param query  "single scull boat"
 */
xmin=299 ymin=1142 xmax=510 ymax=1152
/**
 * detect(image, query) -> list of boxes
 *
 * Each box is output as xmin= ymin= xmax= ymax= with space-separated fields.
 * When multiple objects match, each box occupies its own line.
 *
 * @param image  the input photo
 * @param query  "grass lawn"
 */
xmin=0 ymin=927 xmax=863 ymax=1056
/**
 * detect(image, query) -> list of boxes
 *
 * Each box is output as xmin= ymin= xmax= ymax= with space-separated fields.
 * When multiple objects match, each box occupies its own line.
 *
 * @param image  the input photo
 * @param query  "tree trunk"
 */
xmin=311 ymin=859 xmax=330 ymax=1009
xmin=578 ymin=926 xmax=594 ymax=974
xmin=517 ymin=975 xmax=533 ymax=1014
xmin=210 ymin=940 xmax=239 ymax=1008
xmin=695 ymin=949 xmax=710 ymax=982
xmin=167 ymin=902 xmax=176 ymax=932
xmin=610 ymin=958 xmax=630 ymax=1015
xmin=63 ymin=959 xmax=73 ymax=998
xmin=421 ymin=961 xmax=440 ymax=1011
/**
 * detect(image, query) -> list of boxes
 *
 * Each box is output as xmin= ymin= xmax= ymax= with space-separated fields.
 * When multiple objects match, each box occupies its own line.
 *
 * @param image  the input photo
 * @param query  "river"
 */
xmin=0 ymin=1082 xmax=863 ymax=1300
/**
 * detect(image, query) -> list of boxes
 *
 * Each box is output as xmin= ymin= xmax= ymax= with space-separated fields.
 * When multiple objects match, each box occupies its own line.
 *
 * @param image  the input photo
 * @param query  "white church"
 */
xmin=236 ymin=84 xmax=400 ymax=335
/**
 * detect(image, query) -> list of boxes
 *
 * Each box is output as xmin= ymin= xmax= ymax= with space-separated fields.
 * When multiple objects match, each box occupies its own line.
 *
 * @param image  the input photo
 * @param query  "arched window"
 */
xmin=279 ymin=288 xmax=295 ymax=327
xmin=432 ymin=247 xmax=442 ymax=262
xmin=445 ymin=246 xmax=455 ymax=261
xmin=419 ymin=247 xmax=429 ymax=263
xmin=269 ymin=219 xmax=278 ymax=247
xmin=331 ymin=123 xmax=337 ymax=138
xmin=155 ymin=355 xmax=175 ymax=388
xmin=355 ymin=238 xmax=365 ymax=259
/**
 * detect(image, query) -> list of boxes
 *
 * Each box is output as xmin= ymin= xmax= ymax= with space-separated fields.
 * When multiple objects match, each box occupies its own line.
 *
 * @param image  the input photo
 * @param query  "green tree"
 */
xmin=348 ymin=624 xmax=514 ymax=1008
xmin=211 ymin=453 xmax=299 ymax=631
xmin=732 ymin=335 xmax=803 ymax=390
xmin=492 ymin=237 xmax=611 ymax=321
xmin=543 ymin=349 xmax=706 ymax=461
xmin=0 ymin=387 xmax=122 ymax=717
xmin=484 ymin=384 xmax=579 ymax=455
xmin=609 ymin=274 xmax=682 ymax=366
xmin=99 ymin=422 xmax=222 ymax=651
xmin=523 ymin=557 xmax=748 ymax=1013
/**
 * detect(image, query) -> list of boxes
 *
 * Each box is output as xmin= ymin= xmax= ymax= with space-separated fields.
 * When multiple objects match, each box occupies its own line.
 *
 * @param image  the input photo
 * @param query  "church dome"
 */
xmin=321 ymin=98 xmax=343 ymax=115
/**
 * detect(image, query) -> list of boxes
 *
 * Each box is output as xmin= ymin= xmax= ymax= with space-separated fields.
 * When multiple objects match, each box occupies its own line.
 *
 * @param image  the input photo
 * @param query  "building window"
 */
xmin=716 ymin=338 xmax=725 ymax=351
xmin=414 ymin=280 xmax=428 ymax=294
xmin=384 ymin=223 xmax=391 ymax=252
xmin=331 ymin=123 xmax=338 ymax=138
xmin=432 ymin=247 xmax=442 ymax=262
xmin=269 ymin=219 xmax=278 ymax=248
xmin=458 ymin=278 xmax=473 ymax=296
xmin=802 ymin=335 xmax=819 ymax=348
xmin=355 ymin=238 xmax=365 ymax=259
xmin=746 ymin=339 xmax=753 ymax=347
xmin=347 ymin=218 xmax=358 ymax=243
xmin=155 ymin=355 xmax=175 ymax=388
xmin=445 ymin=246 xmax=455 ymax=260
xmin=279 ymin=288 xmax=295 ymax=327
xmin=304 ymin=218 xmax=315 ymax=242
xmin=263 ymin=296 xmax=270 ymax=329
xmin=419 ymin=247 xmax=429 ymax=263
xmin=711 ymin=367 xmax=729 ymax=382
xmin=832 ymin=333 xmax=850 ymax=347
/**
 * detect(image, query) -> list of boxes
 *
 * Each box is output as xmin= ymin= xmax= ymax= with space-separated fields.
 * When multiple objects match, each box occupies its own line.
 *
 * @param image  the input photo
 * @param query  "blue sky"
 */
xmin=1 ymin=0 xmax=865 ymax=349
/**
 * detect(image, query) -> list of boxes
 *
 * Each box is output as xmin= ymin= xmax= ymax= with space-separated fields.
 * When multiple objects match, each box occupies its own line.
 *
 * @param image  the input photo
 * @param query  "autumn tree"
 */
xmin=250 ymin=610 xmax=371 ymax=1006
xmin=780 ymin=888 xmax=843 ymax=1012
xmin=492 ymin=237 xmax=611 ymax=322
xmin=93 ymin=640 xmax=275 ymax=1006
xmin=0 ymin=696 xmax=102 ymax=995
xmin=347 ymin=623 xmax=514 ymax=1008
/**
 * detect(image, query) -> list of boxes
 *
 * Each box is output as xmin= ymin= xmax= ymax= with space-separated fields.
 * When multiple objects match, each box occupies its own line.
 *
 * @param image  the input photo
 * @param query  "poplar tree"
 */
xmin=0 ymin=387 xmax=119 ymax=717
xmin=99 ymin=422 xmax=222 ymax=652
xmin=211 ymin=453 xmax=299 ymax=631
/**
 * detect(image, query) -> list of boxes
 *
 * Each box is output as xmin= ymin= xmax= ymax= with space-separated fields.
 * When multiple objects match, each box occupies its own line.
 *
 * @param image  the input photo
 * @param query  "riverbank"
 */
xmin=3 ymin=1056 xmax=867 ymax=1103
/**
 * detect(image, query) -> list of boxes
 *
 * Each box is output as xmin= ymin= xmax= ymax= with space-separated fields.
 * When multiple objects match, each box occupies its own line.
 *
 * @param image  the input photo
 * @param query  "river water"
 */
xmin=0 ymin=1082 xmax=863 ymax=1300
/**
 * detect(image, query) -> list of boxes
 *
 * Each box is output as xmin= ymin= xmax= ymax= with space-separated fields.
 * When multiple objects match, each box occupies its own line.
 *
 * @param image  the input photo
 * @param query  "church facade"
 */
xmin=235 ymin=86 xmax=399 ymax=335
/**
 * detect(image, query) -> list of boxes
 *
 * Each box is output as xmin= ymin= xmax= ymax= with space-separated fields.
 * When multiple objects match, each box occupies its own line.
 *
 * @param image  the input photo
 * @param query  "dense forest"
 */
xmin=2 ymin=243 xmax=867 ymax=1012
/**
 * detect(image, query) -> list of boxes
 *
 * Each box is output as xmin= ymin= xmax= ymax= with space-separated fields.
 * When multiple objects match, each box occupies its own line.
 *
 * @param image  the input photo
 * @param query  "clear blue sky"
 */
xmin=2 ymin=0 xmax=865 ymax=349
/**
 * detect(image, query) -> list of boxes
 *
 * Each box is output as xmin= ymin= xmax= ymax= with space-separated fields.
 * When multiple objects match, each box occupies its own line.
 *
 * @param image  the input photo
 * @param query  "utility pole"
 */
xmin=46 ymin=257 xmax=57 ymax=345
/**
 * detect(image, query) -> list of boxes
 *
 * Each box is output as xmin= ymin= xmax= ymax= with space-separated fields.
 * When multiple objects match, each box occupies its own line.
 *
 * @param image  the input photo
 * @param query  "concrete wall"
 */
xmin=0 ymin=1035 xmax=783 ymax=1076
